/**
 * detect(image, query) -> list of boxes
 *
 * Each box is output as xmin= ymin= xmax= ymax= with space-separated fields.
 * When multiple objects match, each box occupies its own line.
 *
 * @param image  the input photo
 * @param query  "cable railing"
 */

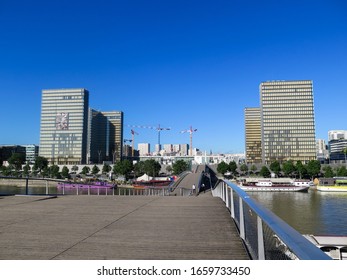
xmin=212 ymin=179 xmax=331 ymax=260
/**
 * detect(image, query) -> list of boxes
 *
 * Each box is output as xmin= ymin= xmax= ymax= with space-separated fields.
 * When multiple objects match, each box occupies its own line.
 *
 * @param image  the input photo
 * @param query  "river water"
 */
xmin=1 ymin=185 xmax=347 ymax=236
xmin=249 ymin=190 xmax=347 ymax=236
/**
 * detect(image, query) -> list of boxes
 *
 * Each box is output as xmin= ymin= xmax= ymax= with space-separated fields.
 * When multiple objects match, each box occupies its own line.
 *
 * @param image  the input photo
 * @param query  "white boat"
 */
xmin=237 ymin=179 xmax=310 ymax=192
xmin=303 ymin=234 xmax=347 ymax=260
xmin=317 ymin=178 xmax=347 ymax=192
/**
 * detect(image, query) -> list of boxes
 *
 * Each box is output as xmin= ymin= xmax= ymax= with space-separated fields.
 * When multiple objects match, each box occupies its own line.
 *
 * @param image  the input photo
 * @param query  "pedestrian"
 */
xmin=192 ymin=184 xmax=196 ymax=195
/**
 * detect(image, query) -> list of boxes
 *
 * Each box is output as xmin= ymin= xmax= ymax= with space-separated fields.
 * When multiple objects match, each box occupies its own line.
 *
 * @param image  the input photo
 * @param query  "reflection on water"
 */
xmin=250 ymin=190 xmax=347 ymax=235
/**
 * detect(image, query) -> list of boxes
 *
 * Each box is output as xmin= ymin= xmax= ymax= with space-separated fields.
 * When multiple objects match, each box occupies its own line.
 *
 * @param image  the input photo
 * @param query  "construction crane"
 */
xmin=180 ymin=126 xmax=198 ymax=156
xmin=128 ymin=124 xmax=170 ymax=151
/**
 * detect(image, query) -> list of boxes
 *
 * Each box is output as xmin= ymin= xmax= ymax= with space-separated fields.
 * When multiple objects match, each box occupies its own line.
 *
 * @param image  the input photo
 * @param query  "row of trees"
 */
xmin=217 ymin=159 xmax=347 ymax=179
xmin=0 ymin=154 xmax=191 ymax=181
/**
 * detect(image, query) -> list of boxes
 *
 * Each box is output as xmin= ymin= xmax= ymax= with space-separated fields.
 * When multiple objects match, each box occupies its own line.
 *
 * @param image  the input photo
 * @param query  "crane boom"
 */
xmin=180 ymin=126 xmax=198 ymax=156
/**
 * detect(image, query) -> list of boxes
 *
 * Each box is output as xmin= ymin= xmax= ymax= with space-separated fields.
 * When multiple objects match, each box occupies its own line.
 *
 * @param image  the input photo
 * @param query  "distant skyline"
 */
xmin=1 ymin=0 xmax=346 ymax=153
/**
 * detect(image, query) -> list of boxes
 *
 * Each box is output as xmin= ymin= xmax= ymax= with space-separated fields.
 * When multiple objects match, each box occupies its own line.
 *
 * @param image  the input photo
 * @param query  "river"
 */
xmin=249 ymin=190 xmax=347 ymax=236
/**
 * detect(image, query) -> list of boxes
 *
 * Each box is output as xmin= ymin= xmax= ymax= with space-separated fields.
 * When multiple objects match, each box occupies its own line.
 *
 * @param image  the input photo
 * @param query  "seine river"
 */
xmin=249 ymin=190 xmax=347 ymax=236
xmin=1 ymin=185 xmax=347 ymax=236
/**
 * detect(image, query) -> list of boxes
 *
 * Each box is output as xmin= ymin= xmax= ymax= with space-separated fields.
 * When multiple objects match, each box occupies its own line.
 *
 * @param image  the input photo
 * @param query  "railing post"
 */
xmin=230 ymin=188 xmax=235 ymax=219
xmin=257 ymin=216 xmax=265 ymax=260
xmin=239 ymin=197 xmax=245 ymax=240
xmin=88 ymin=186 xmax=90 ymax=196
xmin=63 ymin=185 xmax=65 ymax=195
xmin=77 ymin=186 xmax=79 ymax=195
xmin=226 ymin=186 xmax=230 ymax=209
xmin=46 ymin=180 xmax=48 ymax=195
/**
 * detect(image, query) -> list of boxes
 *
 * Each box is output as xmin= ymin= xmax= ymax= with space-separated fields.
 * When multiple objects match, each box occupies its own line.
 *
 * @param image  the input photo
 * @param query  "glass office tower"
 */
xmin=39 ymin=88 xmax=89 ymax=164
xmin=260 ymin=80 xmax=316 ymax=164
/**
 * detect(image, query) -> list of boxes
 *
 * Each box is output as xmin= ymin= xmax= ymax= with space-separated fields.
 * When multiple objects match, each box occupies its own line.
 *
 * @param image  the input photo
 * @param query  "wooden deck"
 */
xmin=0 ymin=193 xmax=249 ymax=260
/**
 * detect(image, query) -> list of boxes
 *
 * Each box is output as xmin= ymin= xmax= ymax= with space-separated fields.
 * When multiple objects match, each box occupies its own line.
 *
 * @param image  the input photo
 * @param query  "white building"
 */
xmin=138 ymin=143 xmax=150 ymax=156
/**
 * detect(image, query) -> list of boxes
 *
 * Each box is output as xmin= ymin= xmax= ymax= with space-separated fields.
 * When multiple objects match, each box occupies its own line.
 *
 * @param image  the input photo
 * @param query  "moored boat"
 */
xmin=57 ymin=181 xmax=116 ymax=189
xmin=237 ymin=178 xmax=311 ymax=192
xmin=317 ymin=177 xmax=347 ymax=192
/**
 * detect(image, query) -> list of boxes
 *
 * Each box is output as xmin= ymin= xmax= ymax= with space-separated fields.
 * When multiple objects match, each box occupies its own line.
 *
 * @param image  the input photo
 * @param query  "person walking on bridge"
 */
xmin=191 ymin=184 xmax=196 ymax=195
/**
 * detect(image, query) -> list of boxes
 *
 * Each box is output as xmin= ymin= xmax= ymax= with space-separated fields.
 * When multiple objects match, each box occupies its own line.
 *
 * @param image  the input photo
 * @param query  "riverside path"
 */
xmin=0 ymin=193 xmax=249 ymax=260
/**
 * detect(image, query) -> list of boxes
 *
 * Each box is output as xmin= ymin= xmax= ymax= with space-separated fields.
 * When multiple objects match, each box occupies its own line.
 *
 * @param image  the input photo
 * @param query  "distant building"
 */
xmin=39 ymin=88 xmax=89 ymax=164
xmin=260 ymin=80 xmax=316 ymax=164
xmin=0 ymin=145 xmax=26 ymax=165
xmin=245 ymin=108 xmax=262 ymax=164
xmin=316 ymin=139 xmax=328 ymax=162
xmin=179 ymin=144 xmax=189 ymax=156
xmin=87 ymin=109 xmax=123 ymax=164
xmin=138 ymin=143 xmax=150 ymax=156
xmin=24 ymin=144 xmax=39 ymax=163
xmin=328 ymin=130 xmax=347 ymax=163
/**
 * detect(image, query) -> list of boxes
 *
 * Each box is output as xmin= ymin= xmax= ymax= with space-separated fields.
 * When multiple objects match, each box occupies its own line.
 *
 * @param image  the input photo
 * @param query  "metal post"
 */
xmin=46 ymin=180 xmax=48 ymax=195
xmin=77 ymin=186 xmax=79 ymax=195
xmin=226 ymin=186 xmax=230 ymax=209
xmin=63 ymin=185 xmax=65 ymax=195
xmin=230 ymin=188 xmax=235 ymax=219
xmin=25 ymin=178 xmax=29 ymax=195
xmin=88 ymin=186 xmax=90 ymax=196
xmin=257 ymin=216 xmax=265 ymax=260
xmin=239 ymin=197 xmax=245 ymax=240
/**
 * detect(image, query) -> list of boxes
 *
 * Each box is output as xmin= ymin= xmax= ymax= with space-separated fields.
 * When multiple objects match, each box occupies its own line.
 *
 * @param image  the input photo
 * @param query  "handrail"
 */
xmin=212 ymin=179 xmax=331 ymax=260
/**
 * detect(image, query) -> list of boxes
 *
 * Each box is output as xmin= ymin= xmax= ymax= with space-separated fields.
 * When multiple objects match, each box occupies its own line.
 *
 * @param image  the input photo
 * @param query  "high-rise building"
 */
xmin=138 ymin=143 xmax=150 ymax=156
xmin=39 ymin=88 xmax=89 ymax=164
xmin=244 ymin=108 xmax=262 ymax=164
xmin=260 ymin=80 xmax=316 ymax=164
xmin=87 ymin=110 xmax=123 ymax=164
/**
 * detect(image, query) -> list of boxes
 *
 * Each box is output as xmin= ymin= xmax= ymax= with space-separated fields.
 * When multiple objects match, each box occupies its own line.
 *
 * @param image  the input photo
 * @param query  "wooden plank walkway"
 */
xmin=0 ymin=194 xmax=249 ymax=260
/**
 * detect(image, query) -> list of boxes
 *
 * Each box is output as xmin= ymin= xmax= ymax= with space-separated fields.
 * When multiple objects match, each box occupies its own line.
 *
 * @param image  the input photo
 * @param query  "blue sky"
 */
xmin=0 ymin=0 xmax=346 ymax=153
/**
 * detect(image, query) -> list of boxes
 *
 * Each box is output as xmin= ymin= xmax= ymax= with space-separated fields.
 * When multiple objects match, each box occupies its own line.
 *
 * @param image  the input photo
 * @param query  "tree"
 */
xmin=102 ymin=164 xmax=111 ymax=174
xmin=269 ymin=161 xmax=281 ymax=177
xmin=172 ymin=159 xmax=189 ymax=175
xmin=134 ymin=161 xmax=145 ymax=177
xmin=282 ymin=160 xmax=296 ymax=177
xmin=305 ymin=160 xmax=321 ymax=180
xmin=295 ymin=161 xmax=306 ymax=179
xmin=92 ymin=165 xmax=100 ymax=175
xmin=259 ymin=166 xmax=271 ymax=178
xmin=250 ymin=165 xmax=258 ymax=175
xmin=229 ymin=161 xmax=238 ymax=176
xmin=8 ymin=153 xmax=25 ymax=171
xmin=322 ymin=165 xmax=335 ymax=178
xmin=81 ymin=166 xmax=90 ymax=175
xmin=49 ymin=164 xmax=60 ymax=178
xmin=240 ymin=164 xmax=249 ymax=176
xmin=61 ymin=166 xmax=70 ymax=179
xmin=336 ymin=166 xmax=347 ymax=177
xmin=33 ymin=156 xmax=48 ymax=175
xmin=143 ymin=159 xmax=161 ymax=177
xmin=217 ymin=162 xmax=229 ymax=176
xmin=166 ymin=165 xmax=173 ymax=174
xmin=344 ymin=148 xmax=347 ymax=167
xmin=113 ymin=160 xmax=133 ymax=180
xmin=22 ymin=163 xmax=31 ymax=177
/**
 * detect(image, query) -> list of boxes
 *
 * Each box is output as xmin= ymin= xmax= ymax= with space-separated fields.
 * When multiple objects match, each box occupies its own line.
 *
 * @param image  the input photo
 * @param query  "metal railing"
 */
xmin=212 ymin=179 xmax=331 ymax=260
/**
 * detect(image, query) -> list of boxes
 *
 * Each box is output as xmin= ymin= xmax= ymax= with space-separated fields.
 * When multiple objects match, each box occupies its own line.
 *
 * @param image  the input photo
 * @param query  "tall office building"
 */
xmin=39 ymin=88 xmax=89 ymax=164
xmin=260 ymin=80 xmax=316 ymax=164
xmin=87 ymin=110 xmax=123 ymax=164
xmin=245 ymin=108 xmax=262 ymax=164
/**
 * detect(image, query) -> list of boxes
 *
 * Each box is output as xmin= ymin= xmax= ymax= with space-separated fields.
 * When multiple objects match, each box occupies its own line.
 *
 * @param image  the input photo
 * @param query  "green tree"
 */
xmin=336 ymin=166 xmax=347 ymax=177
xmin=61 ymin=166 xmax=70 ymax=179
xmin=269 ymin=161 xmax=281 ymax=177
xmin=229 ymin=161 xmax=238 ymax=176
xmin=217 ymin=161 xmax=229 ymax=176
xmin=92 ymin=165 xmax=100 ymax=175
xmin=172 ymin=159 xmax=189 ymax=175
xmin=134 ymin=161 xmax=145 ymax=177
xmin=33 ymin=156 xmax=48 ymax=175
xmin=81 ymin=166 xmax=90 ymax=175
xmin=295 ymin=161 xmax=306 ymax=179
xmin=49 ymin=164 xmax=60 ymax=178
xmin=143 ymin=159 xmax=161 ymax=177
xmin=259 ymin=166 xmax=271 ymax=178
xmin=240 ymin=164 xmax=249 ymax=176
xmin=113 ymin=160 xmax=133 ymax=180
xmin=344 ymin=148 xmax=347 ymax=167
xmin=8 ymin=153 xmax=25 ymax=171
xmin=305 ymin=160 xmax=321 ymax=180
xmin=322 ymin=165 xmax=335 ymax=178
xmin=250 ymin=165 xmax=258 ymax=175
xmin=282 ymin=160 xmax=296 ymax=177
xmin=22 ymin=163 xmax=31 ymax=177
xmin=166 ymin=165 xmax=173 ymax=174
xmin=102 ymin=164 xmax=111 ymax=174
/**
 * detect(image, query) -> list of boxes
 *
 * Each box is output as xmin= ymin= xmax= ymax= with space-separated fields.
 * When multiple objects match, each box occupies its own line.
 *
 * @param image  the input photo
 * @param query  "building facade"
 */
xmin=328 ymin=130 xmax=347 ymax=163
xmin=260 ymin=80 xmax=316 ymax=164
xmin=25 ymin=144 xmax=39 ymax=163
xmin=39 ymin=88 xmax=89 ymax=164
xmin=87 ymin=109 xmax=123 ymax=164
xmin=138 ymin=143 xmax=150 ymax=156
xmin=245 ymin=108 xmax=262 ymax=164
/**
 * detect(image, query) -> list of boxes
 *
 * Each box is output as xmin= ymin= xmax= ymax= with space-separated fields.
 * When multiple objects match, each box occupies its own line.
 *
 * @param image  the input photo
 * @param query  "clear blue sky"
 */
xmin=1 ymin=0 xmax=346 ymax=153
